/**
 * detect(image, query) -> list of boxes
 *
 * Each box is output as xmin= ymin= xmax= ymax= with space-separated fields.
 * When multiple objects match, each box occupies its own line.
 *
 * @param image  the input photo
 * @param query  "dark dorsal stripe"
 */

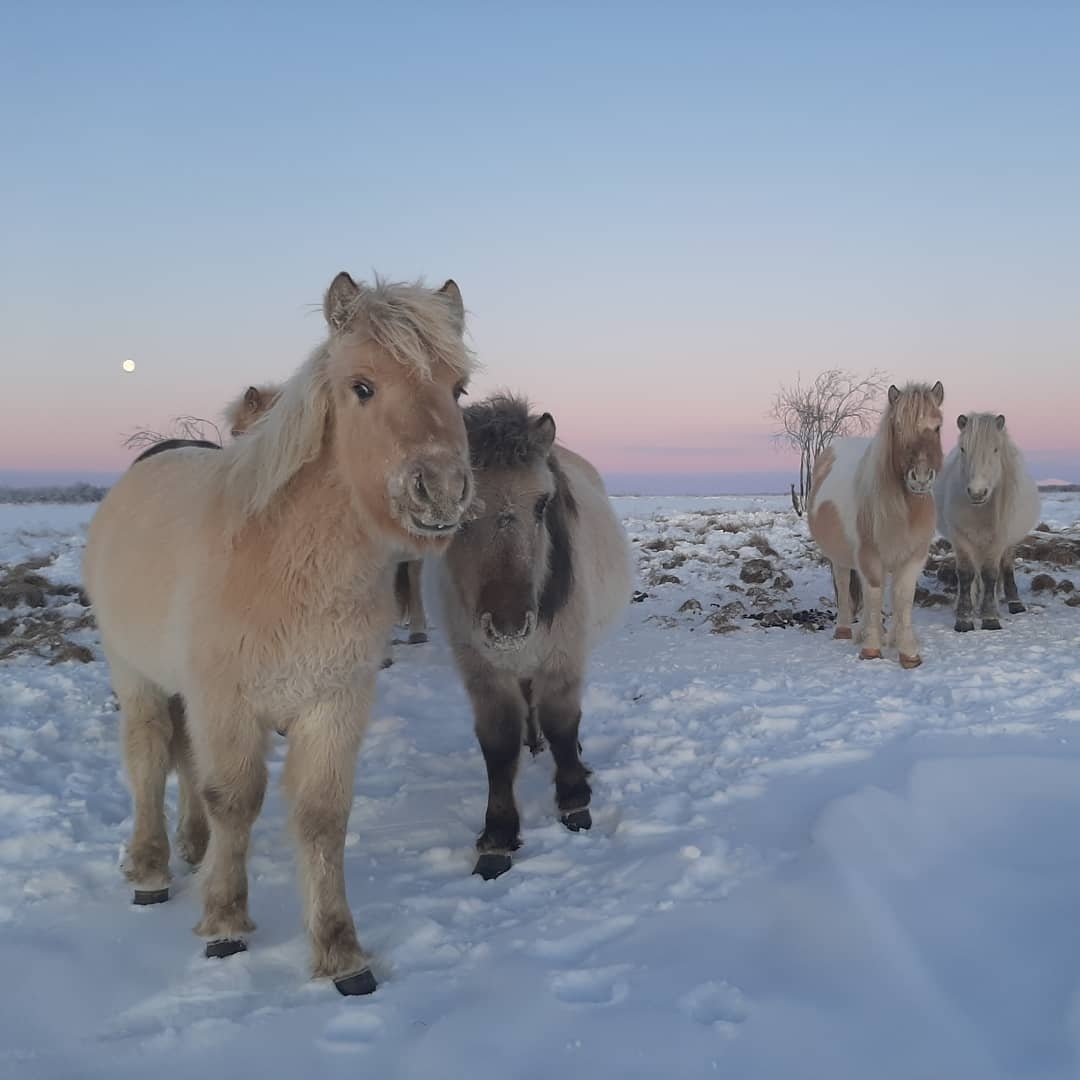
xmin=538 ymin=455 xmax=578 ymax=627
xmin=133 ymin=438 xmax=221 ymax=465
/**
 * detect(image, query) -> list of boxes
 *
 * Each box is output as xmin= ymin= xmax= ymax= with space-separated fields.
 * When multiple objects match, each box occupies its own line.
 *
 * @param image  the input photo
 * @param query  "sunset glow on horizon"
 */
xmin=2 ymin=4 xmax=1077 ymax=491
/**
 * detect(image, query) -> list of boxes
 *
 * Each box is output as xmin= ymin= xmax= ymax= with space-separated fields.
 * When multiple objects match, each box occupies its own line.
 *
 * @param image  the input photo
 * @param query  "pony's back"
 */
xmin=553 ymin=446 xmax=634 ymax=650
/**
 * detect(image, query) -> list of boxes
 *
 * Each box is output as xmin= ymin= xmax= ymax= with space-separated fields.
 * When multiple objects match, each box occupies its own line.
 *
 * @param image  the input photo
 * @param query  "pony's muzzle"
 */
xmin=967 ymin=486 xmax=989 ymax=504
xmin=906 ymin=467 xmax=935 ymax=495
xmin=405 ymin=458 xmax=473 ymax=535
xmin=480 ymin=610 xmax=536 ymax=650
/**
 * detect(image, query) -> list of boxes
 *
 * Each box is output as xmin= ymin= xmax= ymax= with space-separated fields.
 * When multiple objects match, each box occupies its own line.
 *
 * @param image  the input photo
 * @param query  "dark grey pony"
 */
xmin=435 ymin=396 xmax=633 ymax=879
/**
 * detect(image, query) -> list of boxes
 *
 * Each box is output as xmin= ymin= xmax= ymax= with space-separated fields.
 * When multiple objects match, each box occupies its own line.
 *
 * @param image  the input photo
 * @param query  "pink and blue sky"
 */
xmin=1 ymin=2 xmax=1077 ymax=492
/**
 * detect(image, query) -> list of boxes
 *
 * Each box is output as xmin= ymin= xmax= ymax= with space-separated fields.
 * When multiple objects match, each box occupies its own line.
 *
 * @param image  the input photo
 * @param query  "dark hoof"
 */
xmin=1008 ymin=602 xmax=1026 ymax=614
xmin=954 ymin=620 xmax=975 ymax=633
xmin=132 ymin=888 xmax=169 ymax=906
xmin=379 ymin=656 xmax=394 ymax=670
xmin=473 ymin=852 xmax=513 ymax=880
xmin=205 ymin=938 xmax=247 ymax=959
xmin=334 ymin=968 xmax=377 ymax=996
xmin=561 ymin=808 xmax=592 ymax=832
xmin=981 ymin=618 xmax=1003 ymax=631
xmin=407 ymin=632 xmax=428 ymax=645
xmin=833 ymin=626 xmax=853 ymax=640
xmin=859 ymin=648 xmax=882 ymax=660
xmin=898 ymin=653 xmax=922 ymax=670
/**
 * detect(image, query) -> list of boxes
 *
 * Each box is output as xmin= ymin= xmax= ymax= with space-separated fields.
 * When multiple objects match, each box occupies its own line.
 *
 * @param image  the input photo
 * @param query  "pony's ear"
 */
xmin=995 ymin=413 xmax=1006 ymax=430
xmin=532 ymin=412 xmax=556 ymax=452
xmin=930 ymin=380 xmax=945 ymax=406
xmin=957 ymin=414 xmax=968 ymax=431
xmin=438 ymin=279 xmax=465 ymax=333
xmin=887 ymin=385 xmax=900 ymax=406
xmin=324 ymin=271 xmax=360 ymax=331
xmin=244 ymin=386 xmax=261 ymax=411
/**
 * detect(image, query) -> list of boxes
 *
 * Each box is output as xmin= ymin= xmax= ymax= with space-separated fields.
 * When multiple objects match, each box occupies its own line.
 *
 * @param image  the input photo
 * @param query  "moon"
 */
xmin=122 ymin=359 xmax=136 ymax=373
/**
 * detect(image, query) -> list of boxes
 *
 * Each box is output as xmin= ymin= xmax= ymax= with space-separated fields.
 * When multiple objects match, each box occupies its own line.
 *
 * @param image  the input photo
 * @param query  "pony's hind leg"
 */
xmin=111 ymin=658 xmax=174 ymax=904
xmin=832 ymin=564 xmax=857 ymax=640
xmin=282 ymin=692 xmax=373 ymax=995
xmin=405 ymin=560 xmax=428 ymax=644
xmin=468 ymin=669 xmax=528 ymax=880
xmin=534 ymin=673 xmax=592 ymax=832
xmin=1001 ymin=550 xmax=1025 ymax=614
xmin=168 ymin=695 xmax=208 ymax=867
xmin=978 ymin=562 xmax=1003 ymax=630
xmin=189 ymin=697 xmax=266 ymax=954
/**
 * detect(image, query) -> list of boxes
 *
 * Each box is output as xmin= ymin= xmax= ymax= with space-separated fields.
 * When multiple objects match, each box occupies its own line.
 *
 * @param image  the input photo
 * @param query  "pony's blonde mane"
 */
xmin=222 ymin=277 xmax=475 ymax=524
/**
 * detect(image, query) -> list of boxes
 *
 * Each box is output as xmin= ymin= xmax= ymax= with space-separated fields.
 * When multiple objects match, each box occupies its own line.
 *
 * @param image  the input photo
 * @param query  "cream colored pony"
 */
xmin=807 ymin=381 xmax=945 ymax=669
xmin=934 ymin=412 xmax=1040 ymax=631
xmin=434 ymin=395 xmax=634 ymax=879
xmin=83 ymin=272 xmax=474 ymax=996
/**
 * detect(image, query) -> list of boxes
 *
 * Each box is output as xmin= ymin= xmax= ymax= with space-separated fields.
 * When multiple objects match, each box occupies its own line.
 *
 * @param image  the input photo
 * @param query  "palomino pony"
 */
xmin=83 ymin=272 xmax=474 ymax=996
xmin=807 ymin=381 xmax=945 ymax=669
xmin=934 ymin=412 xmax=1040 ymax=632
xmin=226 ymin=380 xmax=431 ymax=656
xmin=435 ymin=395 xmax=633 ymax=880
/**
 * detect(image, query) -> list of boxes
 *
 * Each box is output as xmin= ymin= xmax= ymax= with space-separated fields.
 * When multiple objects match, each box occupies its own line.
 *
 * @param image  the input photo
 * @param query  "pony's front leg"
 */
xmin=468 ymin=669 xmax=527 ymax=880
xmin=953 ymin=550 xmax=977 ymax=632
xmin=190 ymin=698 xmax=267 ymax=955
xmin=405 ymin=560 xmax=429 ymax=644
xmin=534 ymin=673 xmax=592 ymax=832
xmin=1000 ymin=551 xmax=1025 ymax=614
xmin=888 ymin=555 xmax=925 ymax=668
xmin=283 ymin=690 xmax=373 ymax=995
xmin=979 ymin=563 xmax=1003 ymax=630
xmin=858 ymin=572 xmax=885 ymax=660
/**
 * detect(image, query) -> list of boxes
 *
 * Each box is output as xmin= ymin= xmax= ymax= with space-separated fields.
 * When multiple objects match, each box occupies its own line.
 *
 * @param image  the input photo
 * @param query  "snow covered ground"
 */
xmin=2 ymin=493 xmax=1080 ymax=1080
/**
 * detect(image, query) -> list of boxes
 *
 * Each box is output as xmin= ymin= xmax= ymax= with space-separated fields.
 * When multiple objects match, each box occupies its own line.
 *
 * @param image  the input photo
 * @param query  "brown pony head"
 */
xmin=225 ymin=383 xmax=283 ymax=437
xmin=884 ymin=381 xmax=945 ymax=495
xmin=443 ymin=395 xmax=577 ymax=651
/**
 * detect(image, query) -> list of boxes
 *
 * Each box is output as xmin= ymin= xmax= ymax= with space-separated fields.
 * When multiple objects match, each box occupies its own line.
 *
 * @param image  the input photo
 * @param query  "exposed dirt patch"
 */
xmin=740 ymin=559 xmax=774 ymax=585
xmin=0 ymin=557 xmax=96 ymax=665
xmin=1015 ymin=534 xmax=1080 ymax=568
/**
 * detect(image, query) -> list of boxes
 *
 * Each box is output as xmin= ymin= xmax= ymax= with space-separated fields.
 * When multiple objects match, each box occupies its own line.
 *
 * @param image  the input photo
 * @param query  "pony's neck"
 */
xmin=250 ymin=451 xmax=389 ymax=596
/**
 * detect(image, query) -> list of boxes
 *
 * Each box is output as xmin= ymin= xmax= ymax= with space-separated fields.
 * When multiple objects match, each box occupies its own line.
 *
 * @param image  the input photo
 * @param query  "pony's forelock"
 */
xmin=463 ymin=395 xmax=552 ymax=470
xmin=335 ymin=275 xmax=475 ymax=381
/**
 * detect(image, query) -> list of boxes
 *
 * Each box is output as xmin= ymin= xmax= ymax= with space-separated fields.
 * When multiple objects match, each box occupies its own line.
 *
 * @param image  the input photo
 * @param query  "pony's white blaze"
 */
xmin=807 ymin=381 xmax=945 ymax=669
xmin=934 ymin=412 xmax=1040 ymax=632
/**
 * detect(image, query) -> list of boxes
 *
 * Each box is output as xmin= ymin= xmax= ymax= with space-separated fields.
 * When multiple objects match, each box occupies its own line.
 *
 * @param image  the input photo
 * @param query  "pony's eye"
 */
xmin=454 ymin=384 xmax=468 ymax=403
xmin=934 ymin=425 xmax=941 ymax=434
xmin=534 ymin=495 xmax=550 ymax=521
xmin=353 ymin=380 xmax=375 ymax=403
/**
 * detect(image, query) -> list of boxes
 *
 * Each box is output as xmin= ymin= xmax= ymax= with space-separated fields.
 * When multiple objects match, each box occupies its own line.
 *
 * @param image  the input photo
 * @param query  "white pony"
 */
xmin=934 ymin=412 xmax=1040 ymax=631
xmin=807 ymin=381 xmax=945 ymax=669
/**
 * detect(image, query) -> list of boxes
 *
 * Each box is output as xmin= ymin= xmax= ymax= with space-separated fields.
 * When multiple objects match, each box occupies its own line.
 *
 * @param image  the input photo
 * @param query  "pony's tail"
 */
xmin=394 ymin=561 xmax=411 ymax=622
